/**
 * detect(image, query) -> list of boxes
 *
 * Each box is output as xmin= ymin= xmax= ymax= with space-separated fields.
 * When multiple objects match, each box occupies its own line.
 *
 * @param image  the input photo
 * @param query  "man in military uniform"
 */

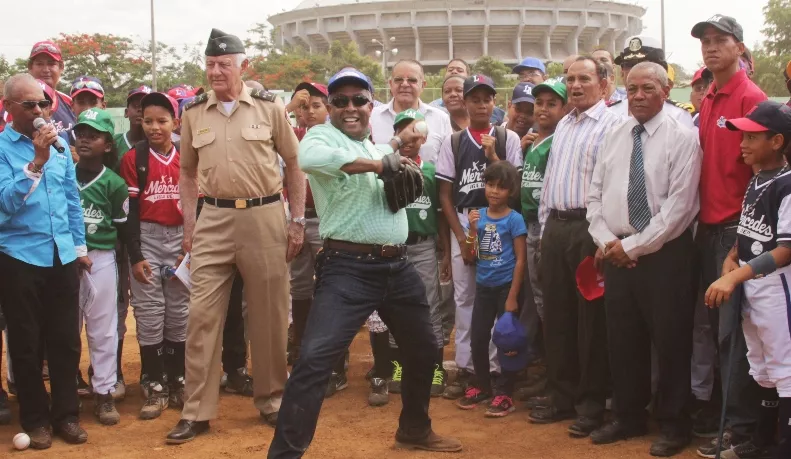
xmin=165 ymin=28 xmax=304 ymax=444
xmin=268 ymin=68 xmax=461 ymax=457
xmin=610 ymin=35 xmax=694 ymax=128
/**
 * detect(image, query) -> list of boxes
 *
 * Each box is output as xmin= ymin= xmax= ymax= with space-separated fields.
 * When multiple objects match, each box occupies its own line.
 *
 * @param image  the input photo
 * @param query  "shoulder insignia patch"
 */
xmin=667 ymin=99 xmax=695 ymax=114
xmin=606 ymin=99 xmax=623 ymax=107
xmin=250 ymin=89 xmax=277 ymax=103
xmin=184 ymin=93 xmax=209 ymax=111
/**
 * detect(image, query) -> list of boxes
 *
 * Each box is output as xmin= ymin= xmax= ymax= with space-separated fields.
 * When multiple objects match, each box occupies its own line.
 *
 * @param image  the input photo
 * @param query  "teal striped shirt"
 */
xmin=299 ymin=123 xmax=408 ymax=245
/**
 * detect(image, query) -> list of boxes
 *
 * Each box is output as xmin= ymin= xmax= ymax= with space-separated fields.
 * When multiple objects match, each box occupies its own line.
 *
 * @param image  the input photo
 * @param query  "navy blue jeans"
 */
xmin=472 ymin=282 xmax=517 ymax=396
xmin=268 ymin=249 xmax=436 ymax=458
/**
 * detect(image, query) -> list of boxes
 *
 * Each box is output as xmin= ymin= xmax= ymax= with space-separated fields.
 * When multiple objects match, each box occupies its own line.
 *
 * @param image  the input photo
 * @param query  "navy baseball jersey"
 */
xmin=737 ymin=170 xmax=791 ymax=262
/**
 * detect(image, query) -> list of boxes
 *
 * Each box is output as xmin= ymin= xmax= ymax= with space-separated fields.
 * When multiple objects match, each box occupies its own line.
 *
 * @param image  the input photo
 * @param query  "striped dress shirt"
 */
xmin=538 ymin=99 xmax=622 ymax=232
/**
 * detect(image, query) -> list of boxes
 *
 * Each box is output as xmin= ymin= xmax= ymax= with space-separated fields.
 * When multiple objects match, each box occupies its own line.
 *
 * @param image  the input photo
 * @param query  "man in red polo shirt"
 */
xmin=691 ymin=14 xmax=767 ymax=458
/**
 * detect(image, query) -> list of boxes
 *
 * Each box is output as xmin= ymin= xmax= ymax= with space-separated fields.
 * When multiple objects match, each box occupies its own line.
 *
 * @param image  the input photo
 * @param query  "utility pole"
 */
xmin=660 ymin=0 xmax=666 ymax=50
xmin=150 ymin=0 xmax=158 ymax=90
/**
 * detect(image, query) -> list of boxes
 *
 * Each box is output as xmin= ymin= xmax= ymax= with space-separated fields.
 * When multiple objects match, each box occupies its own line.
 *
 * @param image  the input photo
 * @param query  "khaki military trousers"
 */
xmin=181 ymin=201 xmax=289 ymax=421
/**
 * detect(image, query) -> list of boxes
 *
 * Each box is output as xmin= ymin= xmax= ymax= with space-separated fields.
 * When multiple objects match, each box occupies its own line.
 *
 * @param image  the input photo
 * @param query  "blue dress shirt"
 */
xmin=0 ymin=125 xmax=86 ymax=267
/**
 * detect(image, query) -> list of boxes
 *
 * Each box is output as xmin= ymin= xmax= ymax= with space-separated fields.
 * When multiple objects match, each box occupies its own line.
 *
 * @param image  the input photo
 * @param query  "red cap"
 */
xmin=141 ymin=92 xmax=180 ymax=120
xmin=29 ymin=41 xmax=62 ymax=62
xmin=575 ymin=256 xmax=605 ymax=301
xmin=167 ymin=84 xmax=200 ymax=100
xmin=295 ymin=82 xmax=329 ymax=97
xmin=35 ymin=79 xmax=56 ymax=103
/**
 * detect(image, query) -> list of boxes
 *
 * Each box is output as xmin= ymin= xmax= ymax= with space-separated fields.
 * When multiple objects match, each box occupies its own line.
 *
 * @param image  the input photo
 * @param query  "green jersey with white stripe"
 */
xmin=78 ymin=167 xmax=129 ymax=251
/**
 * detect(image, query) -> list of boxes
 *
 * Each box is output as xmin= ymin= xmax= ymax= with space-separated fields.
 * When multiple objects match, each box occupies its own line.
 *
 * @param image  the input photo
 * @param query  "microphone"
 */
xmin=33 ymin=118 xmax=66 ymax=154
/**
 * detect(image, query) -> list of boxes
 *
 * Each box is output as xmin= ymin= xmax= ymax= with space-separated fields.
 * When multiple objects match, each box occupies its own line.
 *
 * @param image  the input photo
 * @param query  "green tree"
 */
xmin=545 ymin=62 xmax=563 ymax=79
xmin=761 ymin=0 xmax=791 ymax=55
xmin=245 ymin=22 xmax=277 ymax=57
xmin=326 ymin=41 xmax=383 ymax=87
xmin=471 ymin=55 xmax=511 ymax=87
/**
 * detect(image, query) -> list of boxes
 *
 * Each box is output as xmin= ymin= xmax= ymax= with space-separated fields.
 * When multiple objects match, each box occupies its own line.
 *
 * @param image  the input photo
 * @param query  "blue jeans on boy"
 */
xmin=472 ymin=282 xmax=517 ymax=396
xmin=268 ymin=249 xmax=437 ymax=458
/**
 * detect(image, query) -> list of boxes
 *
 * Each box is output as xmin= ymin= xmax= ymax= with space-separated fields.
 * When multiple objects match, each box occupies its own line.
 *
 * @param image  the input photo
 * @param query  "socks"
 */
xmin=436 ymin=347 xmax=445 ymax=368
xmin=754 ymin=387 xmax=779 ymax=447
xmin=117 ymin=338 xmax=124 ymax=381
xmin=140 ymin=343 xmax=165 ymax=384
xmin=164 ymin=340 xmax=186 ymax=383
xmin=778 ymin=397 xmax=791 ymax=458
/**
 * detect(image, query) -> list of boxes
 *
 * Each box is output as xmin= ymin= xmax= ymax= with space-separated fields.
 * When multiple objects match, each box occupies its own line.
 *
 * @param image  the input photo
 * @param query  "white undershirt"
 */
xmin=221 ymin=101 xmax=236 ymax=114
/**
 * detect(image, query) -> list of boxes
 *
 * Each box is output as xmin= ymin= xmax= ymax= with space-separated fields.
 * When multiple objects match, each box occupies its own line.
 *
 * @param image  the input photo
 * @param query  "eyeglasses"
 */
xmin=392 ymin=77 xmax=420 ymax=86
xmin=31 ymin=43 xmax=60 ymax=56
xmin=72 ymin=80 xmax=105 ymax=93
xmin=9 ymin=100 xmax=52 ymax=110
xmin=328 ymin=94 xmax=371 ymax=109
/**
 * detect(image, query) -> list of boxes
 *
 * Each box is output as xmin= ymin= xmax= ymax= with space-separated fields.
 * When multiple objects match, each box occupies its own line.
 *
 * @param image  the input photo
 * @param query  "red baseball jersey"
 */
xmin=120 ymin=146 xmax=184 ymax=226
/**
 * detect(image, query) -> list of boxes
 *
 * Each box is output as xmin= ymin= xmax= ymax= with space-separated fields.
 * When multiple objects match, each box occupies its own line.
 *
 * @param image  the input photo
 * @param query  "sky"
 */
xmin=0 ymin=0 xmax=769 ymax=73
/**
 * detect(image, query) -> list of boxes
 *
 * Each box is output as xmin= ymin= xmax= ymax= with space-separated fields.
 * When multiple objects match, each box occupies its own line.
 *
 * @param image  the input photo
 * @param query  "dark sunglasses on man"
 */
xmin=8 ymin=99 xmax=52 ymax=110
xmin=328 ymin=93 xmax=371 ymax=109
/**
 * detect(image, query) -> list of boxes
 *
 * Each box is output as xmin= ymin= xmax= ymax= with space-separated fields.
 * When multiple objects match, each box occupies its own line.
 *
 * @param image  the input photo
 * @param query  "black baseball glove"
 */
xmin=379 ymin=153 xmax=424 ymax=213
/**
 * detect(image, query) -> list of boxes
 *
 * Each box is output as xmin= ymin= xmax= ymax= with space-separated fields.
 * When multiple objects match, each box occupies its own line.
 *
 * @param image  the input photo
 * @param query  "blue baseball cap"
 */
xmin=511 ymin=82 xmax=536 ymax=104
xmin=328 ymin=67 xmax=374 ymax=94
xmin=513 ymin=57 xmax=546 ymax=75
xmin=492 ymin=312 xmax=529 ymax=373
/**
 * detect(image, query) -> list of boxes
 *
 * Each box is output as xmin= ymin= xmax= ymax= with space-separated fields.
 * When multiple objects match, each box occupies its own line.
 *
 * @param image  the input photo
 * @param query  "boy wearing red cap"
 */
xmin=27 ymin=41 xmax=75 ymax=134
xmin=120 ymin=92 xmax=189 ymax=421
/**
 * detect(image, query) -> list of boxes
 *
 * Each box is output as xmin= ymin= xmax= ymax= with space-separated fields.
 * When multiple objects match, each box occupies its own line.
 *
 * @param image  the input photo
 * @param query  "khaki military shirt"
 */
xmin=180 ymin=86 xmax=298 ymax=199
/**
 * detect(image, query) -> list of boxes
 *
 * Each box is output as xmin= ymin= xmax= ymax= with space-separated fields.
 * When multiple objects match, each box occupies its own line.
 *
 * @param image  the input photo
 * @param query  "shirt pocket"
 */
xmin=240 ymin=127 xmax=273 ymax=164
xmin=192 ymin=131 xmax=218 ymax=170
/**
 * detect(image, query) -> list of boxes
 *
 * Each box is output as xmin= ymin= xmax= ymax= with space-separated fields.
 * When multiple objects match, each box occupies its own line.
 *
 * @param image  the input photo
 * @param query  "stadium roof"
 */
xmin=294 ymin=0 xmax=403 ymax=8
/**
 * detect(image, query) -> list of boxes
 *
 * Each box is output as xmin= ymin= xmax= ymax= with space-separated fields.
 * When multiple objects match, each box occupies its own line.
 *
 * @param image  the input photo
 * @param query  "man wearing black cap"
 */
xmin=691 ymin=14 xmax=769 ymax=459
xmin=609 ymin=35 xmax=694 ymax=128
xmin=166 ymin=28 xmax=304 ymax=443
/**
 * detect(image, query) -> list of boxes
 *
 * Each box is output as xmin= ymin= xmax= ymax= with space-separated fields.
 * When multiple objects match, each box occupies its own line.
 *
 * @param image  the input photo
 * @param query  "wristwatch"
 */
xmin=390 ymin=135 xmax=403 ymax=148
xmin=28 ymin=162 xmax=43 ymax=174
xmin=291 ymin=217 xmax=307 ymax=226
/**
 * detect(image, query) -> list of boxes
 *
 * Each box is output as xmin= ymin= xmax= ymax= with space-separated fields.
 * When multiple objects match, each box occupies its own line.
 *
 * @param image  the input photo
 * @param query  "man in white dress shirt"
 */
xmin=370 ymin=59 xmax=451 ymax=164
xmin=586 ymin=62 xmax=702 ymax=457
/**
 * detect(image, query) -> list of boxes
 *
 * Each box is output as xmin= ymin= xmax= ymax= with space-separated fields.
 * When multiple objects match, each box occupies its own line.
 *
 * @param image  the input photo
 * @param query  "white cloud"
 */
xmin=0 ymin=0 xmax=768 ymax=72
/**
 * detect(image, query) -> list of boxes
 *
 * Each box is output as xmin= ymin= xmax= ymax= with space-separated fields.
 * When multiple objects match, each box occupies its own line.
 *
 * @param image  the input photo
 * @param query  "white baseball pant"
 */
xmin=742 ymin=263 xmax=791 ymax=397
xmin=79 ymin=249 xmax=119 ymax=394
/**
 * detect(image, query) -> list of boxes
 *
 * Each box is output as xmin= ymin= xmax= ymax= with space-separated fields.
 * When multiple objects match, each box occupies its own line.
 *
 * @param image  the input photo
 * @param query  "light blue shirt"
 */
xmin=0 ymin=125 xmax=86 ymax=267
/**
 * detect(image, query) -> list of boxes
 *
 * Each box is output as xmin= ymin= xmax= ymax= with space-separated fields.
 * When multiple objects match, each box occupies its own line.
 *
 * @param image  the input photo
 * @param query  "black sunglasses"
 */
xmin=329 ymin=94 xmax=371 ymax=109
xmin=9 ymin=100 xmax=52 ymax=110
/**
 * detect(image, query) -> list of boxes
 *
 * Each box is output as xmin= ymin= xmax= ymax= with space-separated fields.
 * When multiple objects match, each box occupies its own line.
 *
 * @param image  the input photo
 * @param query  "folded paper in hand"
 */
xmin=174 ymin=253 xmax=191 ymax=288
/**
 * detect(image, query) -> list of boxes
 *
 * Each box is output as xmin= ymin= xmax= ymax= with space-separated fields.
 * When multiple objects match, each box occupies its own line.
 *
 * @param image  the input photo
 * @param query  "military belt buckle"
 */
xmin=235 ymin=199 xmax=248 ymax=209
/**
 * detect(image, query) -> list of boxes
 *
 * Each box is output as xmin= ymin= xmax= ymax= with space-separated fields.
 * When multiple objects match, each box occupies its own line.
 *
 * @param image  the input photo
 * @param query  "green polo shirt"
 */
xmin=299 ymin=123 xmax=408 ymax=245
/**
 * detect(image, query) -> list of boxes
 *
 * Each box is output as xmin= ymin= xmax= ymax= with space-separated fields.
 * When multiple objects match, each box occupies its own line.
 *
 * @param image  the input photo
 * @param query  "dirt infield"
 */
xmin=0 ymin=318 xmax=704 ymax=458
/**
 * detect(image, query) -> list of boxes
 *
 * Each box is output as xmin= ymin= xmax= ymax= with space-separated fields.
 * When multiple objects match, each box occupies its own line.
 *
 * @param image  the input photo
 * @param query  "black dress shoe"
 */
xmin=528 ymin=405 xmax=576 ymax=424
xmin=568 ymin=416 xmax=603 ymax=438
xmin=166 ymin=419 xmax=210 ymax=444
xmin=650 ymin=432 xmax=690 ymax=457
xmin=590 ymin=419 xmax=648 ymax=445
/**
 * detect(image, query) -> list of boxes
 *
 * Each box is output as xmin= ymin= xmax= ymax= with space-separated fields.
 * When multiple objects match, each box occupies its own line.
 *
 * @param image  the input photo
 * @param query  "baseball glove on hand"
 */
xmin=379 ymin=153 xmax=424 ymax=213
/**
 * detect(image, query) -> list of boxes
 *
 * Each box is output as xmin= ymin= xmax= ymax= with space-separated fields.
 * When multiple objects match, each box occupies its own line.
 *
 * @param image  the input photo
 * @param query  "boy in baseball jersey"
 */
xmin=120 ymin=92 xmax=189 ymax=421
xmin=74 ymin=108 xmax=129 ymax=425
xmin=705 ymin=101 xmax=791 ymax=459
xmin=436 ymin=74 xmax=524 ymax=399
xmin=381 ymin=110 xmax=451 ymax=399
xmin=519 ymin=79 xmax=566 ymax=371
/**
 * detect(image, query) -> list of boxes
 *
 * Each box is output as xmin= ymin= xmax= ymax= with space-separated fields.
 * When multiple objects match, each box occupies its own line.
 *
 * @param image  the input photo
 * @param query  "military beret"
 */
xmin=205 ymin=28 xmax=245 ymax=56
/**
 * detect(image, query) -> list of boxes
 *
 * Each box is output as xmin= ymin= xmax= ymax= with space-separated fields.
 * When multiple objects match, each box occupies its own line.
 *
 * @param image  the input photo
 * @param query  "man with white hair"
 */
xmin=587 ymin=62 xmax=701 ymax=456
xmin=165 ymin=28 xmax=304 ymax=444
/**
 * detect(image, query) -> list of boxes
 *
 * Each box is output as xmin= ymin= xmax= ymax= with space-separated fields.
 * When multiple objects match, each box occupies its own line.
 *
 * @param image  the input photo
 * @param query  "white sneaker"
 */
xmin=112 ymin=379 xmax=126 ymax=401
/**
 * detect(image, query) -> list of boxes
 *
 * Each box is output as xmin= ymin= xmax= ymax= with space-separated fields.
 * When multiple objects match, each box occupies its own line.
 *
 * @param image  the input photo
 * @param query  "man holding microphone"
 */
xmin=0 ymin=73 xmax=90 ymax=449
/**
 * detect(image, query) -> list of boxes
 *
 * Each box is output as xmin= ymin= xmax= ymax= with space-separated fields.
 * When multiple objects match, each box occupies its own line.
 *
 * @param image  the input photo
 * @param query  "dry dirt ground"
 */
xmin=0 ymin=317 xmax=706 ymax=458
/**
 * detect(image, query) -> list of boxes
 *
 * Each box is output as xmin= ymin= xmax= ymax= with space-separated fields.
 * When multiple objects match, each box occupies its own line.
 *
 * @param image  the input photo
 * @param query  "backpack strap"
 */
xmin=134 ymin=139 xmax=150 ymax=195
xmin=493 ymin=125 xmax=508 ymax=161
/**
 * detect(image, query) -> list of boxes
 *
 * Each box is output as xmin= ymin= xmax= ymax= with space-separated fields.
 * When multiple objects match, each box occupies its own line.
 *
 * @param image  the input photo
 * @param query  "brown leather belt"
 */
xmin=324 ymin=239 xmax=407 ymax=258
xmin=550 ymin=208 xmax=587 ymax=221
xmin=204 ymin=194 xmax=280 ymax=209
